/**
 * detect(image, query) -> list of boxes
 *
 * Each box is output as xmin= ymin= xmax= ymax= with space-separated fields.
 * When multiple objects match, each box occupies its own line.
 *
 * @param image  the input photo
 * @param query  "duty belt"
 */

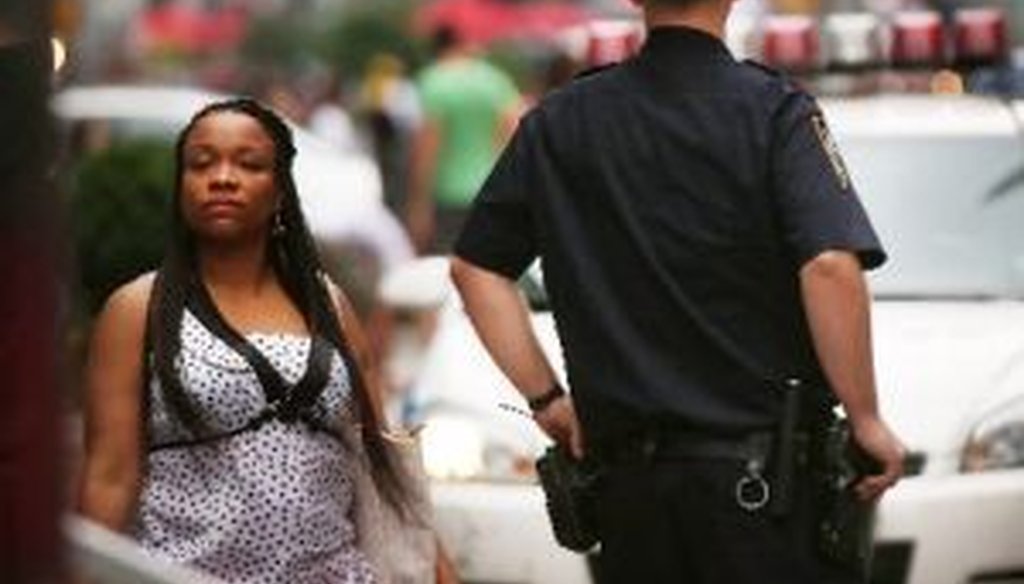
xmin=597 ymin=428 xmax=774 ymax=464
xmin=598 ymin=428 xmax=810 ymax=514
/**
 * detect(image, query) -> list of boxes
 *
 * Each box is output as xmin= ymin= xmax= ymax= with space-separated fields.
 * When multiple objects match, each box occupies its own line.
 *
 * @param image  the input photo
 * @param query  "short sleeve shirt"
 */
xmin=455 ymin=27 xmax=886 ymax=442
xmin=417 ymin=58 xmax=520 ymax=208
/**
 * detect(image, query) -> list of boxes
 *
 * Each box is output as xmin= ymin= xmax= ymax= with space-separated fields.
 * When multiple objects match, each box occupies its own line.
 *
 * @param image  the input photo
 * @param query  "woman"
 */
xmin=78 ymin=98 xmax=450 ymax=582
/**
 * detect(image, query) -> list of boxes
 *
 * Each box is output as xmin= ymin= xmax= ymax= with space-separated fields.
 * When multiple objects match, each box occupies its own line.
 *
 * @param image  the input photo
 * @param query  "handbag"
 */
xmin=349 ymin=425 xmax=437 ymax=584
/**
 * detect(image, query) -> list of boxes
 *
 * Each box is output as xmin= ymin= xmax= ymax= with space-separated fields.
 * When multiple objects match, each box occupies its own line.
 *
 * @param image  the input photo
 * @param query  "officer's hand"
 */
xmin=533 ymin=395 xmax=584 ymax=459
xmin=850 ymin=416 xmax=906 ymax=502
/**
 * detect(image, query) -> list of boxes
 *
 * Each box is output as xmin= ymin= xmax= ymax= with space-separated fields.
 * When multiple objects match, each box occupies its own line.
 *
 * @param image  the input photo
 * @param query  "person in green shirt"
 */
xmin=406 ymin=26 xmax=521 ymax=253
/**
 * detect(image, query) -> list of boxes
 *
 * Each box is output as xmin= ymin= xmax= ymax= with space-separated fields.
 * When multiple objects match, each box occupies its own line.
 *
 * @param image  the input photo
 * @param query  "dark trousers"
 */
xmin=595 ymin=457 xmax=860 ymax=584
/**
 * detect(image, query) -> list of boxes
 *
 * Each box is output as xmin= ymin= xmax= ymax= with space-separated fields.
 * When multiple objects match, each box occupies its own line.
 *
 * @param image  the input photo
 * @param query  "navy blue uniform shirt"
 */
xmin=455 ymin=26 xmax=886 ymax=445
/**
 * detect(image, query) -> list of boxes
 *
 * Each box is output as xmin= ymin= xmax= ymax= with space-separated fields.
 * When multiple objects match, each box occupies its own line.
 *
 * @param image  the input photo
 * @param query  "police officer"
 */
xmin=450 ymin=0 xmax=905 ymax=581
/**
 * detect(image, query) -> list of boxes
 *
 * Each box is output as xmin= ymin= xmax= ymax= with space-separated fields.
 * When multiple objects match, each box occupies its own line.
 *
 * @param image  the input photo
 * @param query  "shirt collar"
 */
xmin=636 ymin=26 xmax=735 ymax=67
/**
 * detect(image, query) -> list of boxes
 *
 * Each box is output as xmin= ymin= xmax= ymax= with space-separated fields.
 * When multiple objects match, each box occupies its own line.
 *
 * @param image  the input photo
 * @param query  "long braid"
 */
xmin=275 ymin=160 xmax=414 ymax=516
xmin=151 ymin=117 xmax=207 ymax=438
xmin=151 ymin=98 xmax=410 ymax=512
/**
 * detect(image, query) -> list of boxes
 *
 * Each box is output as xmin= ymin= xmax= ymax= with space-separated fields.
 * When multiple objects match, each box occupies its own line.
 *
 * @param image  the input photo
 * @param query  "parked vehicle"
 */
xmin=390 ymin=94 xmax=1024 ymax=584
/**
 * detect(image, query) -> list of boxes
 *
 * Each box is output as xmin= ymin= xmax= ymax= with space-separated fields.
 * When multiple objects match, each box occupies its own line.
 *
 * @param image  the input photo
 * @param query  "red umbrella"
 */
xmin=417 ymin=0 xmax=592 ymax=46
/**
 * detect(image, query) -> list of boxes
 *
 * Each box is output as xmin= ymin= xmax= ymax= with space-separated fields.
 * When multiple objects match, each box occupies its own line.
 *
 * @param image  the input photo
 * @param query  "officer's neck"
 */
xmin=642 ymin=2 xmax=730 ymax=41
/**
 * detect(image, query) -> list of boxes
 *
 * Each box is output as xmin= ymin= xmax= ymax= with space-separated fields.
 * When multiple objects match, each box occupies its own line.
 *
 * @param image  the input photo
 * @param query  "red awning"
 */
xmin=132 ymin=4 xmax=247 ymax=54
xmin=417 ymin=0 xmax=592 ymax=45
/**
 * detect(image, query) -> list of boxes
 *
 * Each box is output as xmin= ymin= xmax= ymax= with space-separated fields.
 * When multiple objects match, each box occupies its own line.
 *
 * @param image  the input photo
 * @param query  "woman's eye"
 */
xmin=240 ymin=157 xmax=268 ymax=169
xmin=239 ymin=159 xmax=270 ymax=171
xmin=185 ymin=155 xmax=212 ymax=170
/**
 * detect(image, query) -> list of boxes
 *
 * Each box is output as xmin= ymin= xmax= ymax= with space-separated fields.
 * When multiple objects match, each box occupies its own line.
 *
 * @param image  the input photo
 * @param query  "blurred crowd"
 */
xmin=58 ymin=0 xmax=1020 ymax=424
xmin=242 ymin=30 xmax=571 ymax=256
xmin=57 ymin=0 xmax=1024 ymax=265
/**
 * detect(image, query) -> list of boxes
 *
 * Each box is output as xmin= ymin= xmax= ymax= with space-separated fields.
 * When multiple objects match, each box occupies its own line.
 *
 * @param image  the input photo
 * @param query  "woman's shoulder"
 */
xmin=97 ymin=271 xmax=158 ymax=327
xmin=87 ymin=271 xmax=158 ymax=363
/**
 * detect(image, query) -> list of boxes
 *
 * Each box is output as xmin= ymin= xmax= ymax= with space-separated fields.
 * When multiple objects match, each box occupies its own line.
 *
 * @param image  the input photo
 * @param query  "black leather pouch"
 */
xmin=535 ymin=445 xmax=601 ymax=553
xmin=817 ymin=418 xmax=881 ymax=580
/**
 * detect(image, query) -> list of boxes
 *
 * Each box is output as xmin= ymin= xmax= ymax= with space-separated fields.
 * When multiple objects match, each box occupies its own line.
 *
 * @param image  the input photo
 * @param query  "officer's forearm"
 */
xmin=450 ymin=257 xmax=558 ymax=399
xmin=799 ymin=250 xmax=881 ymax=426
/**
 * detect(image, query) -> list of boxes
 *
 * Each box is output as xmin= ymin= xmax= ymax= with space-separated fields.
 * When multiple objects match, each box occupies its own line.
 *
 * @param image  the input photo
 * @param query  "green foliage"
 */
xmin=69 ymin=139 xmax=173 ymax=316
xmin=316 ymin=1 xmax=427 ymax=78
xmin=239 ymin=14 xmax=311 ymax=71
xmin=236 ymin=0 xmax=426 ymax=79
xmin=485 ymin=41 xmax=540 ymax=93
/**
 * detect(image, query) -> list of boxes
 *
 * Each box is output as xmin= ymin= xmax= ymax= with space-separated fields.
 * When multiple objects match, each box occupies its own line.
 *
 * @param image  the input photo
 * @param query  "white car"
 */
xmin=392 ymin=95 xmax=1024 ymax=584
xmin=52 ymin=85 xmax=413 ymax=269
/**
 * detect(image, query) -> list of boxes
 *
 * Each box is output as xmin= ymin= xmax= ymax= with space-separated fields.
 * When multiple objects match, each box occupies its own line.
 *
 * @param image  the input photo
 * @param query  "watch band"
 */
xmin=527 ymin=382 xmax=566 ymax=413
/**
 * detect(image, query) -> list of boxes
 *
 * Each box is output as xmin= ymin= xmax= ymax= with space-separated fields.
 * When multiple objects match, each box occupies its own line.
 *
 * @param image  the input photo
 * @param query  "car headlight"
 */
xmin=961 ymin=396 xmax=1024 ymax=472
xmin=419 ymin=414 xmax=539 ymax=483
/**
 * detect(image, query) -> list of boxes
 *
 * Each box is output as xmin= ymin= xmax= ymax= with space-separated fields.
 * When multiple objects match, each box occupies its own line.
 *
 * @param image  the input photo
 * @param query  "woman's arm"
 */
xmin=77 ymin=274 xmax=153 ymax=531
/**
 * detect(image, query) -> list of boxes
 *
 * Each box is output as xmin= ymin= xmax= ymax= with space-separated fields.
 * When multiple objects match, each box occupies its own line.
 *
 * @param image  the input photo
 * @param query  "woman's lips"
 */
xmin=201 ymin=199 xmax=243 ymax=215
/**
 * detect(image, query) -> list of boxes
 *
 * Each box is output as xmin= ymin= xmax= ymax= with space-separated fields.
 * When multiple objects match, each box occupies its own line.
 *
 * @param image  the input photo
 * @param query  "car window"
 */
xmin=840 ymin=126 xmax=1024 ymax=299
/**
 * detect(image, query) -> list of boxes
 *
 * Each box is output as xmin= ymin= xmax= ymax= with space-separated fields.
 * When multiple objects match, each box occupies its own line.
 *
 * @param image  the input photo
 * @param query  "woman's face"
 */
xmin=179 ymin=111 xmax=280 ymax=244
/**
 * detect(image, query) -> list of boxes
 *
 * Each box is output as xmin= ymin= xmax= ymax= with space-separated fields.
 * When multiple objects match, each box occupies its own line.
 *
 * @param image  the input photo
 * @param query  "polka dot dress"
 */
xmin=133 ymin=310 xmax=376 ymax=584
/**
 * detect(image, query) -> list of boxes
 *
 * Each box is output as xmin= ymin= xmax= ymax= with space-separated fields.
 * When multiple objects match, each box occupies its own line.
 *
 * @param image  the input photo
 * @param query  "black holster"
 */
xmin=535 ymin=445 xmax=602 ymax=553
xmin=768 ymin=380 xmax=878 ymax=580
xmin=814 ymin=416 xmax=880 ymax=580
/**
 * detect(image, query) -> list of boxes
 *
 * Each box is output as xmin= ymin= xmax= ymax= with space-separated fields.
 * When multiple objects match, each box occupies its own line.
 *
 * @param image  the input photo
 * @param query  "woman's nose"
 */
xmin=210 ymin=162 xmax=238 ymax=188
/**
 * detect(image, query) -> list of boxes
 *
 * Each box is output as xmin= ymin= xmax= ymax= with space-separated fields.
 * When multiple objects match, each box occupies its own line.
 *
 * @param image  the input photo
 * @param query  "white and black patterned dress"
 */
xmin=133 ymin=310 xmax=376 ymax=583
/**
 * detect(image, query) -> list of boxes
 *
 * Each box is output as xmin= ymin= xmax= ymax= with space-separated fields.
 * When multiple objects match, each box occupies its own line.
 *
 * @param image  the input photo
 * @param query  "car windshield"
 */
xmin=838 ymin=112 xmax=1024 ymax=300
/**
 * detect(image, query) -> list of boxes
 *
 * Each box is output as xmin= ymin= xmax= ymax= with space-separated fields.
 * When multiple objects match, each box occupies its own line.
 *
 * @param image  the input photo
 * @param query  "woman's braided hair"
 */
xmin=151 ymin=97 xmax=410 ymax=513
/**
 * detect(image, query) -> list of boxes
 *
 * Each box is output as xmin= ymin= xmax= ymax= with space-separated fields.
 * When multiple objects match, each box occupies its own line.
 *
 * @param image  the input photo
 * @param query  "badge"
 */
xmin=810 ymin=114 xmax=851 ymax=192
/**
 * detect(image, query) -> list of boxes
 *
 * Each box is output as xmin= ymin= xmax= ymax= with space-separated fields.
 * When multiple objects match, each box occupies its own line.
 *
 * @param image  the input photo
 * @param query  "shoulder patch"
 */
xmin=810 ymin=113 xmax=852 ymax=192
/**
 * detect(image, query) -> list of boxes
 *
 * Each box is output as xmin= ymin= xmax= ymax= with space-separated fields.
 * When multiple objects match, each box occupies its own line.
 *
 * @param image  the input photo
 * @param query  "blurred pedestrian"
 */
xmin=258 ymin=74 xmax=308 ymax=126
xmin=360 ymin=53 xmax=422 ymax=215
xmin=76 ymin=98 xmax=455 ymax=583
xmin=451 ymin=0 xmax=905 ymax=582
xmin=405 ymin=26 xmax=521 ymax=253
xmin=537 ymin=51 xmax=581 ymax=99
xmin=309 ymin=73 xmax=362 ymax=153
